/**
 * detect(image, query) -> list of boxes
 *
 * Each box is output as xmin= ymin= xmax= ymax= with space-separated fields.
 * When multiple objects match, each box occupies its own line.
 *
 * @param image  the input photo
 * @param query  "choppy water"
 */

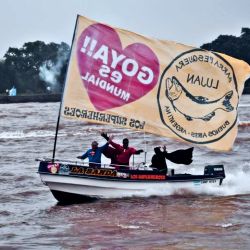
xmin=0 ymin=96 xmax=250 ymax=249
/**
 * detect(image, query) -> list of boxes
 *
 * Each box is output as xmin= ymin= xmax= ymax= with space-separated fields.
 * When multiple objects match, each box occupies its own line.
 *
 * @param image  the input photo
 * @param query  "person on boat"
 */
xmin=100 ymin=132 xmax=119 ymax=165
xmin=150 ymin=146 xmax=194 ymax=172
xmin=104 ymin=134 xmax=144 ymax=168
xmin=77 ymin=140 xmax=109 ymax=168
xmin=150 ymin=146 xmax=168 ymax=173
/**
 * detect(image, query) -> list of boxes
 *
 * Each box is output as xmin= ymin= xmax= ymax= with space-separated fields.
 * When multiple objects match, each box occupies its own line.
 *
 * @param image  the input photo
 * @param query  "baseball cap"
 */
xmin=92 ymin=141 xmax=98 ymax=146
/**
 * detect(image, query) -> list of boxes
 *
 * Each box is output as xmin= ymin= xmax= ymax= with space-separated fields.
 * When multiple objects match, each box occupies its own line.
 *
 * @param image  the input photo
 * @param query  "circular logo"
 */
xmin=51 ymin=166 xmax=58 ymax=174
xmin=157 ymin=49 xmax=238 ymax=144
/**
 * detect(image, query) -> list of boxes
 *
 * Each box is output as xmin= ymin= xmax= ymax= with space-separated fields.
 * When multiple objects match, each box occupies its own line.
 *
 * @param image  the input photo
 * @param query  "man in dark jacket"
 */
xmin=150 ymin=147 xmax=168 ymax=172
xmin=150 ymin=146 xmax=193 ymax=173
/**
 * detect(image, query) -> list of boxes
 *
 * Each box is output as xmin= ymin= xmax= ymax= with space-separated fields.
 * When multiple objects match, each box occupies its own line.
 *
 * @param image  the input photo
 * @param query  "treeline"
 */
xmin=0 ymin=41 xmax=70 ymax=94
xmin=201 ymin=27 xmax=250 ymax=93
xmin=0 ymin=28 xmax=250 ymax=95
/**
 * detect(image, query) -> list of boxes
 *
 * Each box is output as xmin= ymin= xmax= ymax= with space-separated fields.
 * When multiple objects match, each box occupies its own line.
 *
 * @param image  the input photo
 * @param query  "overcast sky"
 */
xmin=0 ymin=0 xmax=250 ymax=58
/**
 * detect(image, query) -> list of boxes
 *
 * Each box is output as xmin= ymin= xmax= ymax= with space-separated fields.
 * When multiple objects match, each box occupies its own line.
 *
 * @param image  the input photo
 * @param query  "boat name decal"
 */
xmin=70 ymin=166 xmax=117 ymax=177
xmin=130 ymin=174 xmax=166 ymax=180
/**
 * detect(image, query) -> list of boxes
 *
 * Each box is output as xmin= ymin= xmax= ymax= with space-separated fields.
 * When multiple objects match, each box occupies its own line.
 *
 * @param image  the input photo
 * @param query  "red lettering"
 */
xmin=130 ymin=174 xmax=165 ymax=180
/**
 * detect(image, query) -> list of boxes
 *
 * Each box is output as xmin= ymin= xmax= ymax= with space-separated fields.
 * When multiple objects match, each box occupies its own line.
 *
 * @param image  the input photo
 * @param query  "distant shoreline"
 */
xmin=0 ymin=90 xmax=249 ymax=104
xmin=0 ymin=94 xmax=61 ymax=104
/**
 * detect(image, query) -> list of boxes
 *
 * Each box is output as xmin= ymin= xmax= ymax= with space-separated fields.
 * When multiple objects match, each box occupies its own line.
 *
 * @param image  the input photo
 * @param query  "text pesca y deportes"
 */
xmin=64 ymin=106 xmax=145 ymax=129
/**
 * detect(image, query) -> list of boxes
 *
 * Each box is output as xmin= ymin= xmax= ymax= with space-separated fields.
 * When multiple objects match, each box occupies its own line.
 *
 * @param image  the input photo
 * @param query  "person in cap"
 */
xmin=77 ymin=140 xmax=109 ymax=168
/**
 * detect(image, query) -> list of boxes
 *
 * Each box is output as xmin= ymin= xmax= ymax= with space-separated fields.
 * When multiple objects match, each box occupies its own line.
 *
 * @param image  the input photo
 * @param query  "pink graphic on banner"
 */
xmin=77 ymin=23 xmax=160 ymax=111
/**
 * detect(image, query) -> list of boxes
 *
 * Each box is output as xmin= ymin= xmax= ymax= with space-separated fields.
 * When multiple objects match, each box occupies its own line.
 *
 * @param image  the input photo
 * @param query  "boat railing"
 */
xmin=36 ymin=158 xmax=151 ymax=171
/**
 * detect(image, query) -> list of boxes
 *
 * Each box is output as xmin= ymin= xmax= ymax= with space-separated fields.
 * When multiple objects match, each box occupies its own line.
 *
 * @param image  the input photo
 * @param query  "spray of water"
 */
xmin=39 ymin=47 xmax=69 ymax=92
xmin=136 ymin=163 xmax=250 ymax=198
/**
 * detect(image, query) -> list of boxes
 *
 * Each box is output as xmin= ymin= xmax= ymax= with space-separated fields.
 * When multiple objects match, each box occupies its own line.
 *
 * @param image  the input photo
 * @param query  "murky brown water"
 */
xmin=0 ymin=96 xmax=250 ymax=249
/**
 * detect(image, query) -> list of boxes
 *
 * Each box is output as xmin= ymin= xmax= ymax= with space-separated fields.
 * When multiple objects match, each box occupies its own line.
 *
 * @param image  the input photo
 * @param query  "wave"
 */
xmin=0 ymin=130 xmax=81 ymax=139
xmin=156 ymin=162 xmax=250 ymax=197
xmin=15 ymin=190 xmax=43 ymax=198
xmin=238 ymin=121 xmax=250 ymax=127
xmin=99 ymin=162 xmax=250 ymax=199
xmin=0 ymin=130 xmax=56 ymax=139
xmin=0 ymin=129 xmax=94 ymax=139
xmin=0 ymin=126 xmax=132 ymax=139
xmin=239 ymin=104 xmax=250 ymax=107
xmin=117 ymin=224 xmax=141 ymax=229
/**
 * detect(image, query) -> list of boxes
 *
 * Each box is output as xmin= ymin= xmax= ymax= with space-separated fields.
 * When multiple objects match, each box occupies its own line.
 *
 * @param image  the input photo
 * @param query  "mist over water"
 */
xmin=0 ymin=96 xmax=250 ymax=249
xmin=39 ymin=46 xmax=69 ymax=92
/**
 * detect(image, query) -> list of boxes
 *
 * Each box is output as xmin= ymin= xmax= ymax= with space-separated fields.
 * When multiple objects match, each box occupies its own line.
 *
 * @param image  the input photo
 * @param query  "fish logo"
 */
xmin=165 ymin=76 xmax=234 ymax=121
xmin=158 ymin=49 xmax=238 ymax=144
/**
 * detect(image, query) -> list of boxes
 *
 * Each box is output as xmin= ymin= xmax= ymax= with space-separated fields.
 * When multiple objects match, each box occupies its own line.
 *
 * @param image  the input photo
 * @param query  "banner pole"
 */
xmin=143 ymin=131 xmax=147 ymax=164
xmin=52 ymin=110 xmax=61 ymax=162
xmin=52 ymin=15 xmax=79 ymax=162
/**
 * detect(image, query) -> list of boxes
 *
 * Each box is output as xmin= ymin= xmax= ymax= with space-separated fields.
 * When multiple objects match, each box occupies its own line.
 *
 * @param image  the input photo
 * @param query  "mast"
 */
xmin=143 ymin=131 xmax=147 ymax=163
xmin=52 ymin=15 xmax=79 ymax=162
xmin=52 ymin=102 xmax=63 ymax=161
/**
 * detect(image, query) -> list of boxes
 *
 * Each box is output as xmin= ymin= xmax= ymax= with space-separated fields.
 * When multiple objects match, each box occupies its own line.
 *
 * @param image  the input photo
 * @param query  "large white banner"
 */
xmin=62 ymin=15 xmax=250 ymax=151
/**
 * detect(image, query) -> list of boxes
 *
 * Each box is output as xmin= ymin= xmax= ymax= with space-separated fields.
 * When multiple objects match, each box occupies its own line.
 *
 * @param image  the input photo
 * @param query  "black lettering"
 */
xmin=92 ymin=112 xmax=99 ymax=120
xmin=134 ymin=120 xmax=141 ymax=129
xmin=99 ymin=113 xmax=106 ymax=121
xmin=187 ymin=73 xmax=195 ymax=84
xmin=110 ymin=115 xmax=117 ymax=124
xmin=122 ymin=117 xmax=127 ymax=126
xmin=184 ymin=58 xmax=189 ymax=65
xmin=198 ymin=55 xmax=204 ymax=61
xmin=64 ymin=106 xmax=70 ymax=116
xmin=81 ymin=109 xmax=87 ymax=118
xmin=213 ymin=80 xmax=219 ymax=89
xmin=192 ymin=55 xmax=198 ymax=62
xmin=70 ymin=108 xmax=76 ymax=116
xmin=105 ymin=114 xmax=111 ymax=123
xmin=140 ymin=121 xmax=145 ymax=129
xmin=87 ymin=111 xmax=93 ymax=119
xmin=176 ymin=60 xmax=185 ymax=72
xmin=75 ymin=109 xmax=81 ymax=118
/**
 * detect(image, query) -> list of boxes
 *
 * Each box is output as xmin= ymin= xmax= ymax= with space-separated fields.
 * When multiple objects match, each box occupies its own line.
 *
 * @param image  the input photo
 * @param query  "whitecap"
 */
xmin=117 ymin=224 xmax=140 ymax=229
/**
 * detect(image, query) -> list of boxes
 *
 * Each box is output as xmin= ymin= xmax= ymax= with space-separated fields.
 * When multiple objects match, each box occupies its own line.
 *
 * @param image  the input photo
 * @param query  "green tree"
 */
xmin=1 ymin=41 xmax=70 ymax=94
xmin=0 ymin=59 xmax=17 ymax=94
xmin=201 ymin=28 xmax=250 ymax=93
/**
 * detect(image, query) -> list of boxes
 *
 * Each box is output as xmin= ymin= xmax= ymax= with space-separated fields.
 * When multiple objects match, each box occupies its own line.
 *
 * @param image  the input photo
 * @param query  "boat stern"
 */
xmin=204 ymin=164 xmax=225 ymax=185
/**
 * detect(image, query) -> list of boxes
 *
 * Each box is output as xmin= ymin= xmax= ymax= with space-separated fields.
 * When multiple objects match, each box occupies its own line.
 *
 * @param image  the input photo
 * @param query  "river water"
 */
xmin=0 ymin=96 xmax=250 ymax=249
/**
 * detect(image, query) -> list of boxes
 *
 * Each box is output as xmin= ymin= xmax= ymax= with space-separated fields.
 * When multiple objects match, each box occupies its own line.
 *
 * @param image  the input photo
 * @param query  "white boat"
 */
xmin=38 ymin=159 xmax=225 ymax=203
xmin=37 ymin=15 xmax=249 ymax=203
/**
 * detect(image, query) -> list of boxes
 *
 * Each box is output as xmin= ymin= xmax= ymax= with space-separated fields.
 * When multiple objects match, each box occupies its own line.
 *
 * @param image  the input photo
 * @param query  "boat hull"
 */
xmin=38 ymin=159 xmax=225 ymax=203
xmin=40 ymin=173 xmax=222 ymax=198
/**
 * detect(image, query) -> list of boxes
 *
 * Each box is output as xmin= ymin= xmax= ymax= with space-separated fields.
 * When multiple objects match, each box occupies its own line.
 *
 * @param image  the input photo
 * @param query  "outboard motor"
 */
xmin=204 ymin=165 xmax=225 ymax=178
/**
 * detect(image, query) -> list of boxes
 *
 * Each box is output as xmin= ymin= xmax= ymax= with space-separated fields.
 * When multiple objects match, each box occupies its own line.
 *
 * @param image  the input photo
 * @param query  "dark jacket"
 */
xmin=103 ymin=146 xmax=119 ymax=165
xmin=150 ymin=147 xmax=168 ymax=172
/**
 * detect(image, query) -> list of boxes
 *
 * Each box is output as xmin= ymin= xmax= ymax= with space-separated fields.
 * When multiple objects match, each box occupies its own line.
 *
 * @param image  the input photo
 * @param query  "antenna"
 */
xmin=143 ymin=131 xmax=147 ymax=163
